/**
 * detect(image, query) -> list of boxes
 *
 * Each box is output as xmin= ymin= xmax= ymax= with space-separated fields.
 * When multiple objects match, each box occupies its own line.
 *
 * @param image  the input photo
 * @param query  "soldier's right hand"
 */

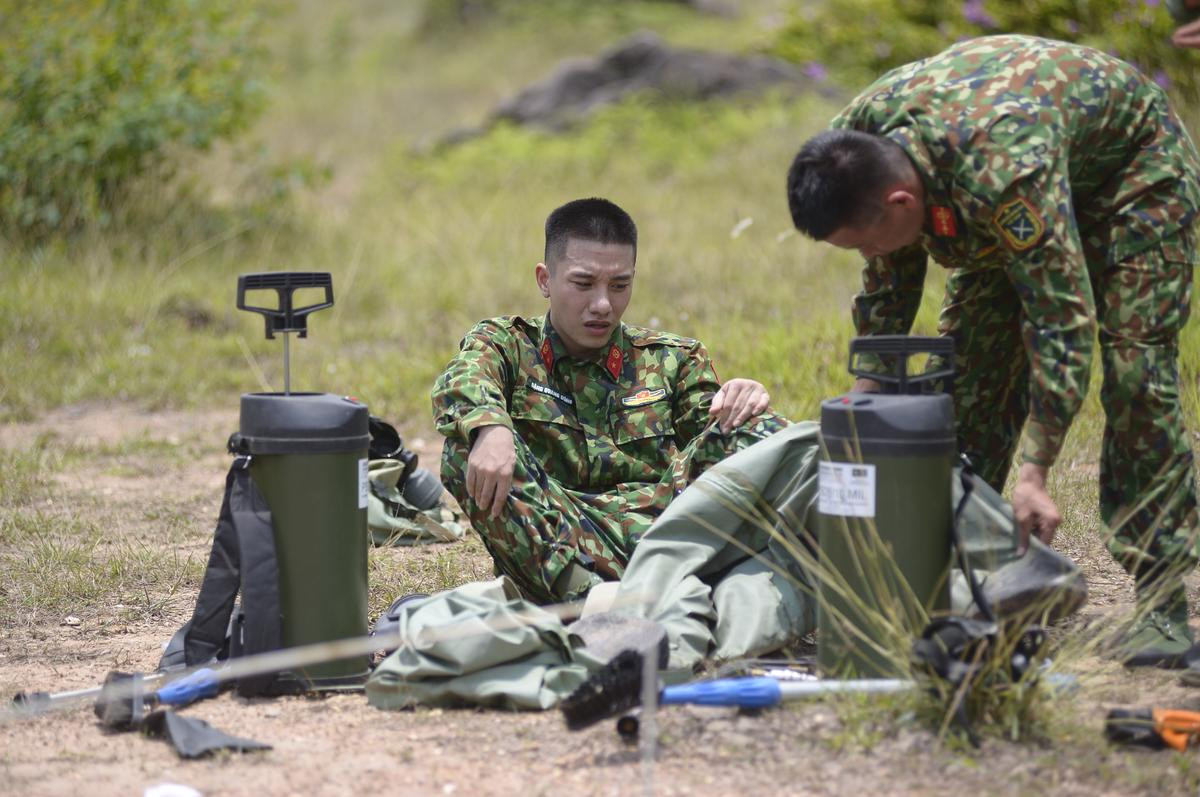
xmin=467 ymin=424 xmax=516 ymax=518
xmin=1174 ymin=18 xmax=1200 ymax=48
xmin=852 ymin=377 xmax=882 ymax=393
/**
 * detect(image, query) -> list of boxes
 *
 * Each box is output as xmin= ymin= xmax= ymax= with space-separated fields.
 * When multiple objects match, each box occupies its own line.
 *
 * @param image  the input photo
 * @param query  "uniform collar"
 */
xmin=886 ymin=129 xmax=961 ymax=242
xmin=539 ymin=315 xmax=627 ymax=381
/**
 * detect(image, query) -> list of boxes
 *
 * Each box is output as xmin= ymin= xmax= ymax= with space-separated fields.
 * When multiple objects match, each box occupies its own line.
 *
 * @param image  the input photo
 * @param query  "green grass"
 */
xmin=0 ymin=511 xmax=202 ymax=626
xmin=0 ymin=436 xmax=60 ymax=507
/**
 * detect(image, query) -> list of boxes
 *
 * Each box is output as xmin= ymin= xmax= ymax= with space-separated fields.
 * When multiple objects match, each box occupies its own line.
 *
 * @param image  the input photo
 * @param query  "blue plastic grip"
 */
xmin=660 ymin=677 xmax=783 ymax=708
xmin=155 ymin=668 xmax=220 ymax=707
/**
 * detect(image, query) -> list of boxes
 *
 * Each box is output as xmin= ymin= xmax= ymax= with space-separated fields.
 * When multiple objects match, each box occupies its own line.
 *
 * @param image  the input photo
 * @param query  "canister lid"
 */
xmin=238 ymin=393 xmax=369 ymax=454
xmin=820 ymin=393 xmax=956 ymax=455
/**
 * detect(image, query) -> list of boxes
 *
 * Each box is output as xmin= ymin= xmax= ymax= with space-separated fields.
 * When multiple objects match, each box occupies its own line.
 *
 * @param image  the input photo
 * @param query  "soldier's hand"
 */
xmin=467 ymin=425 xmax=515 ymax=518
xmin=1174 ymin=18 xmax=1200 ymax=48
xmin=709 ymin=378 xmax=770 ymax=434
xmin=853 ymin=377 xmax=882 ymax=393
xmin=1012 ymin=463 xmax=1061 ymax=555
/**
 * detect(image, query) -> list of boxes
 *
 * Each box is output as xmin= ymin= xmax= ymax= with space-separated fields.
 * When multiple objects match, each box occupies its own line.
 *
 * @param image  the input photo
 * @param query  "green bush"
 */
xmin=773 ymin=0 xmax=1197 ymax=100
xmin=0 ymin=0 xmax=265 ymax=237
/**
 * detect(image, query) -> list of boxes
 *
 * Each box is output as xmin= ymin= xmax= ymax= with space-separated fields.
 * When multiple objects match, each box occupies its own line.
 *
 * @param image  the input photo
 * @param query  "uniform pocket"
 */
xmin=1099 ymin=230 xmax=1194 ymax=342
xmin=510 ymin=386 xmax=582 ymax=430
xmin=613 ymin=405 xmax=675 ymax=445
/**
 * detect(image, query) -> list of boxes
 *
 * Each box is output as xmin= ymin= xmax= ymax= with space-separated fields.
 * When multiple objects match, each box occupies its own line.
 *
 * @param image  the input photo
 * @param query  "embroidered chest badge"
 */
xmin=540 ymin=338 xmax=554 ymax=371
xmin=621 ymin=387 xmax=667 ymax=408
xmin=931 ymin=206 xmax=957 ymax=237
xmin=605 ymin=345 xmax=623 ymax=380
xmin=993 ymin=197 xmax=1044 ymax=251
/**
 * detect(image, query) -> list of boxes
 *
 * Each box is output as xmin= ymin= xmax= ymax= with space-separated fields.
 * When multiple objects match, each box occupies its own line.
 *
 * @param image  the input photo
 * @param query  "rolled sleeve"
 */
xmin=431 ymin=320 xmax=517 ymax=444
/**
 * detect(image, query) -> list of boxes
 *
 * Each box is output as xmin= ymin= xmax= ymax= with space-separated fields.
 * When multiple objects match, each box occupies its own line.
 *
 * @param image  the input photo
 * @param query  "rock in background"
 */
xmin=442 ymin=31 xmax=830 ymax=144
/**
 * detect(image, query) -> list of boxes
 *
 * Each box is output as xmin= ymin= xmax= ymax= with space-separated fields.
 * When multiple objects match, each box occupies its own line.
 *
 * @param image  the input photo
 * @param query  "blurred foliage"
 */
xmin=0 ymin=0 xmax=266 ymax=238
xmin=417 ymin=0 xmax=699 ymax=34
xmin=418 ymin=0 xmax=505 ymax=31
xmin=774 ymin=0 xmax=1198 ymax=100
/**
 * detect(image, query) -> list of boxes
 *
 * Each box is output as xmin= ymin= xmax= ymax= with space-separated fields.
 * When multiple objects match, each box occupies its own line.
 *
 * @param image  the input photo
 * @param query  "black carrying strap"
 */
xmin=950 ymin=462 xmax=995 ymax=623
xmin=911 ymin=460 xmax=1045 ymax=747
xmin=176 ymin=454 xmax=283 ymax=696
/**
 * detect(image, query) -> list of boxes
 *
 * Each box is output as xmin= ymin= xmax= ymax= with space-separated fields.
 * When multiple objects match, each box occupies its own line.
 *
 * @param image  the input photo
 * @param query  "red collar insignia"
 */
xmin=931 ymin=206 xmax=957 ymax=237
xmin=540 ymin=338 xmax=554 ymax=371
xmin=605 ymin=345 xmax=623 ymax=380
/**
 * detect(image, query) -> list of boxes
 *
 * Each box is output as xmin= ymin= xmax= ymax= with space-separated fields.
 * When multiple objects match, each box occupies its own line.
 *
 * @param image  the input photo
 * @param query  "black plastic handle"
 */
xmin=849 ymin=335 xmax=955 ymax=393
xmin=237 ymin=272 xmax=334 ymax=339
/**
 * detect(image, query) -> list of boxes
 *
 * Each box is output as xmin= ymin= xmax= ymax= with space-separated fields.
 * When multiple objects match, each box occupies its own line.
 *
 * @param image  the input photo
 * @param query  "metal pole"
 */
xmin=283 ymin=331 xmax=291 ymax=395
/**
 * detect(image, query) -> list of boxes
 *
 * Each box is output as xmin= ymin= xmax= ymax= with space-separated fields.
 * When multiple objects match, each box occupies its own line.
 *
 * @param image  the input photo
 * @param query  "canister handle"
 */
xmin=848 ymin=335 xmax=955 ymax=394
xmin=237 ymin=272 xmax=334 ymax=340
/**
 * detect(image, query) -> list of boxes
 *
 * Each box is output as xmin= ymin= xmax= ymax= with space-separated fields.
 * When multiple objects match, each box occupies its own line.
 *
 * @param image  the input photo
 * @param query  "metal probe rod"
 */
xmin=283 ymin=331 xmax=291 ymax=395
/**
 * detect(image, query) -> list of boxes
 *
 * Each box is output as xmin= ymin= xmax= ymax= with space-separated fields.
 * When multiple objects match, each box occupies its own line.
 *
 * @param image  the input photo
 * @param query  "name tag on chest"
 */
xmin=528 ymin=380 xmax=574 ymax=407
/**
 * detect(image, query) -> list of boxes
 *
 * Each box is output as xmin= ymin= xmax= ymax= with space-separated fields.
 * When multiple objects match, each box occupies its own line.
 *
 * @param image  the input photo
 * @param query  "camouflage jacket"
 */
xmin=432 ymin=314 xmax=723 ymax=490
xmin=832 ymin=34 xmax=1200 ymax=467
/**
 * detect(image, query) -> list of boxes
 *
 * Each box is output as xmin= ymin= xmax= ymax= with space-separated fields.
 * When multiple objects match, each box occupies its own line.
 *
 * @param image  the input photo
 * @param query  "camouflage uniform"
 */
xmin=432 ymin=314 xmax=788 ymax=603
xmin=832 ymin=35 xmax=1200 ymax=589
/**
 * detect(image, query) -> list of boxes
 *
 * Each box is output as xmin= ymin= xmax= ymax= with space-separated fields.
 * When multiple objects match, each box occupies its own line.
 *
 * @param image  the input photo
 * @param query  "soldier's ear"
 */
xmin=535 ymin=262 xmax=551 ymax=298
xmin=884 ymin=188 xmax=918 ymax=208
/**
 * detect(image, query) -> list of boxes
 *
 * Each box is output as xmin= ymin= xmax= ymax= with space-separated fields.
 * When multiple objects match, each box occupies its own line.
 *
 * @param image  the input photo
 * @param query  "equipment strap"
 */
xmin=950 ymin=461 xmax=995 ymax=623
xmin=174 ymin=454 xmax=283 ymax=697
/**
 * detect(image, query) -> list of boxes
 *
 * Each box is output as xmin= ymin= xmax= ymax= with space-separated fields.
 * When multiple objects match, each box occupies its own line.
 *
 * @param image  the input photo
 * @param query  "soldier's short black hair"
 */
xmin=544 ymin=197 xmax=638 ymax=268
xmin=786 ymin=130 xmax=912 ymax=240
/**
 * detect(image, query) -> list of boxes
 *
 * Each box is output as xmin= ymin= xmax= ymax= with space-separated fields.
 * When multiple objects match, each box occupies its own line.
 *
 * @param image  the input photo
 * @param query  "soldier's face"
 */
xmin=536 ymin=238 xmax=635 ymax=359
xmin=824 ymin=191 xmax=925 ymax=260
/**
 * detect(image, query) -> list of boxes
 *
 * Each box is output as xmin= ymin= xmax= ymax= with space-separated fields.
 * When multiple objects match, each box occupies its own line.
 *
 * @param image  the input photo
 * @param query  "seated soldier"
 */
xmin=433 ymin=197 xmax=788 ymax=603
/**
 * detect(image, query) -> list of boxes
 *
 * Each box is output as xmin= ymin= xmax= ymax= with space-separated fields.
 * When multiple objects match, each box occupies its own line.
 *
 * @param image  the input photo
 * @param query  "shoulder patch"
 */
xmin=992 ymin=198 xmax=1044 ymax=251
xmin=626 ymin=326 xmax=698 ymax=349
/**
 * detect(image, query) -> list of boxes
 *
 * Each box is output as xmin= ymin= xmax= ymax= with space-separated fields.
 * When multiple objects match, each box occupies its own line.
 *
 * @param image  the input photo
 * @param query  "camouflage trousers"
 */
xmin=936 ymin=229 xmax=1199 ymax=591
xmin=441 ymin=414 xmax=790 ymax=604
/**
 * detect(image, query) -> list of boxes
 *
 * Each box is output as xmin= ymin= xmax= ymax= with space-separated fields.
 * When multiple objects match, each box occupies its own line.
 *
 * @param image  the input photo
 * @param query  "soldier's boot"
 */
xmin=1119 ymin=586 xmax=1194 ymax=669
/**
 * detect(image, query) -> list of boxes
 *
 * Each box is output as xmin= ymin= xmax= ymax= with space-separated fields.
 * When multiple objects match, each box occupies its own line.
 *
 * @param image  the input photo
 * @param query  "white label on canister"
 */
xmin=358 ymin=458 xmax=369 ymax=509
xmin=818 ymin=461 xmax=876 ymax=517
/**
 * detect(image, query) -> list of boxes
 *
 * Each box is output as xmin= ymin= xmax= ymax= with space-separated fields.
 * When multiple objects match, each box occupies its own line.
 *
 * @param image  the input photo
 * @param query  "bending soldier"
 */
xmin=785 ymin=35 xmax=1200 ymax=667
xmin=433 ymin=197 xmax=788 ymax=604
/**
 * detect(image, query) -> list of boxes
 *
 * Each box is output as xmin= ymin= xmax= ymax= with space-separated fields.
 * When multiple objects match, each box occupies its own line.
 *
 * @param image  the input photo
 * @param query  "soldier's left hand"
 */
xmin=1012 ymin=463 xmax=1061 ymax=555
xmin=709 ymin=378 xmax=770 ymax=434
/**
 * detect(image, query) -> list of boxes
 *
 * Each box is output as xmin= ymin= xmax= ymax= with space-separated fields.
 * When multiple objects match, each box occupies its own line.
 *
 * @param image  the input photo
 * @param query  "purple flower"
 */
xmin=962 ymin=0 xmax=998 ymax=28
xmin=1154 ymin=70 xmax=1171 ymax=89
xmin=1144 ymin=0 xmax=1160 ymax=7
xmin=803 ymin=61 xmax=828 ymax=82
xmin=1065 ymin=19 xmax=1080 ymax=33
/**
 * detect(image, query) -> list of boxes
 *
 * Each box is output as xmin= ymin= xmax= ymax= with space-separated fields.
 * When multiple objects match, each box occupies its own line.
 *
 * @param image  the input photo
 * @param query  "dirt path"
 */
xmin=2 ymin=403 xmax=1198 ymax=796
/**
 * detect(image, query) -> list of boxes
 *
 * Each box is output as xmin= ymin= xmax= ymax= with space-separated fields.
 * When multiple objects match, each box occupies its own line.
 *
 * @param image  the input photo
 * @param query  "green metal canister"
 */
xmin=817 ymin=336 xmax=957 ymax=678
xmin=237 ymin=392 xmax=370 ymax=689
xmin=233 ymin=272 xmax=370 ymax=690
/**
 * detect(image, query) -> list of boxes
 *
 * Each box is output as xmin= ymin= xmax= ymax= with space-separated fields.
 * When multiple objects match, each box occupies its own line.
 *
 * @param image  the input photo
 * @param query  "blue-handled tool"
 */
xmin=660 ymin=676 xmax=913 ymax=708
xmin=13 ymin=667 xmax=222 ymax=729
xmin=561 ymin=650 xmax=916 ymax=729
xmin=92 ymin=668 xmax=221 ymax=728
xmin=152 ymin=668 xmax=221 ymax=707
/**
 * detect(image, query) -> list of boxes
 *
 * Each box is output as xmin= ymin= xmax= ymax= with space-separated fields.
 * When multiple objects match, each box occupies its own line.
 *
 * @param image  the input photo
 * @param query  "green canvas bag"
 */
xmin=367 ymin=458 xmax=467 ymax=546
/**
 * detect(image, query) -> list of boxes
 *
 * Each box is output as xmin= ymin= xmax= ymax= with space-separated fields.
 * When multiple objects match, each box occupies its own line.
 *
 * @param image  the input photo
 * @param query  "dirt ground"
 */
xmin=3 ymin=403 xmax=1200 ymax=796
